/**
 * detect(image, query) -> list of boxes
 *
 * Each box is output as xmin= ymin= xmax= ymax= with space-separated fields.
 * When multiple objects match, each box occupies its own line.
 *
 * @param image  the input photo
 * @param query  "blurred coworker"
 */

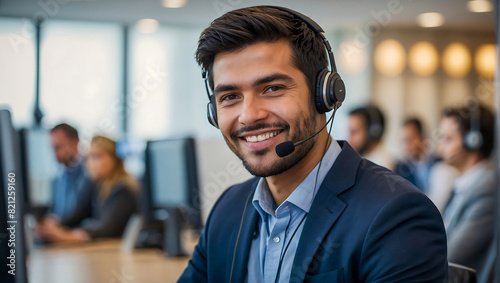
xmin=37 ymin=136 xmax=138 ymax=242
xmin=347 ymin=105 xmax=395 ymax=170
xmin=394 ymin=119 xmax=442 ymax=188
xmin=395 ymin=118 xmax=458 ymax=212
xmin=437 ymin=105 xmax=495 ymax=280
xmin=49 ymin=123 xmax=92 ymax=225
xmin=427 ymin=163 xmax=460 ymax=214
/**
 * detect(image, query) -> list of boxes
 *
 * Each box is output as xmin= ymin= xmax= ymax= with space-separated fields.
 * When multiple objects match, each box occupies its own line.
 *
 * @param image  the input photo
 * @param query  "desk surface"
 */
xmin=29 ymin=240 xmax=191 ymax=283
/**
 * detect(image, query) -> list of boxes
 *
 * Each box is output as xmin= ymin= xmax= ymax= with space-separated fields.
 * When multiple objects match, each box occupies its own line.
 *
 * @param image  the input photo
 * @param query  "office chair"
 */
xmin=448 ymin=262 xmax=477 ymax=283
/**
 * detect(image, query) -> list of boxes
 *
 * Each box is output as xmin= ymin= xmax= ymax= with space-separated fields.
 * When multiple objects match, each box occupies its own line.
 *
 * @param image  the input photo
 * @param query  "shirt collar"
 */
xmin=252 ymin=139 xmax=342 ymax=219
xmin=59 ymin=155 xmax=83 ymax=174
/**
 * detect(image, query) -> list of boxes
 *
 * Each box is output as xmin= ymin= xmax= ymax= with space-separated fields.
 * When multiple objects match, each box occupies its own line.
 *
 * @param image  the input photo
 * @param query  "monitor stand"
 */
xmin=163 ymin=207 xmax=187 ymax=257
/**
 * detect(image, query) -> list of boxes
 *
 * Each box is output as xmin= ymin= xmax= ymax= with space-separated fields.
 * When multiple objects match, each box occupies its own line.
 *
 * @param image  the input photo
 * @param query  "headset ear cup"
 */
xmin=315 ymin=69 xmax=346 ymax=113
xmin=332 ymin=74 xmax=346 ymax=105
xmin=464 ymin=130 xmax=483 ymax=151
xmin=207 ymin=96 xmax=219 ymax=129
xmin=315 ymin=69 xmax=330 ymax=113
xmin=368 ymin=124 xmax=383 ymax=141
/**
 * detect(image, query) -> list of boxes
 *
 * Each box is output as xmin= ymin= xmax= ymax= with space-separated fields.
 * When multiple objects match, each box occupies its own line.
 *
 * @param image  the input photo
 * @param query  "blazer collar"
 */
xmin=230 ymin=181 xmax=260 ymax=283
xmin=230 ymin=141 xmax=361 ymax=282
xmin=291 ymin=141 xmax=361 ymax=281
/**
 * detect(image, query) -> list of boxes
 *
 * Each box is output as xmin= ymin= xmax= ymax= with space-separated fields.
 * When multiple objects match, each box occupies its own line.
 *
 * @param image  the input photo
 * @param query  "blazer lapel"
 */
xmin=230 ymin=184 xmax=260 ymax=283
xmin=291 ymin=141 xmax=361 ymax=281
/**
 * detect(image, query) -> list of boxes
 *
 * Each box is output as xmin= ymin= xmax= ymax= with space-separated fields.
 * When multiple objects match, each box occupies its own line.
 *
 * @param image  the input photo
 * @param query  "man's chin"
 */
xmin=241 ymin=154 xmax=297 ymax=177
xmin=242 ymin=163 xmax=278 ymax=177
xmin=251 ymin=147 xmax=272 ymax=157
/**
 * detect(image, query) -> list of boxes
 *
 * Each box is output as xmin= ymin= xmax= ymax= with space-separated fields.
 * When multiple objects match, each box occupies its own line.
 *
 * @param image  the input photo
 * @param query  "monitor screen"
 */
xmin=0 ymin=109 xmax=28 ymax=283
xmin=143 ymin=137 xmax=201 ymax=228
xmin=149 ymin=140 xmax=188 ymax=206
xmin=19 ymin=129 xmax=58 ymax=207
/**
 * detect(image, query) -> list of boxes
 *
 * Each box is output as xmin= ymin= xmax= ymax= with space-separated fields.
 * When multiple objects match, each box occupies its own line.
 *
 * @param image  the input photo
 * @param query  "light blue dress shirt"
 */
xmin=247 ymin=139 xmax=342 ymax=283
xmin=52 ymin=158 xmax=87 ymax=219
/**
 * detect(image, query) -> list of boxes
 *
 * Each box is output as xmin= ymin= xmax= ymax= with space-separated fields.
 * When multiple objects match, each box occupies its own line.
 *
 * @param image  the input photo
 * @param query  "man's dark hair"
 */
xmin=195 ymin=6 xmax=328 ymax=100
xmin=403 ymin=117 xmax=424 ymax=137
xmin=443 ymin=105 xmax=494 ymax=158
xmin=51 ymin=123 xmax=79 ymax=140
xmin=349 ymin=105 xmax=385 ymax=141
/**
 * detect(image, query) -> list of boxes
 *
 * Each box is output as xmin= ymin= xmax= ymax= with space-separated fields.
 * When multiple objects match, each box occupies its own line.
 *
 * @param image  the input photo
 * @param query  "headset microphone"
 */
xmin=275 ymin=103 xmax=339 ymax=158
xmin=275 ymin=141 xmax=296 ymax=158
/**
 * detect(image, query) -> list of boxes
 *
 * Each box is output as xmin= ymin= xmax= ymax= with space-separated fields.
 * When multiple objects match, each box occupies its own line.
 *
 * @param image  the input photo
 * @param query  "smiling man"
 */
xmin=179 ymin=6 xmax=447 ymax=283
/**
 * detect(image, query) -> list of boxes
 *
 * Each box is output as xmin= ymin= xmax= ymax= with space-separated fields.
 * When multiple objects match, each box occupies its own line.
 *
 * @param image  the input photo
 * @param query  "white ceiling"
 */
xmin=0 ymin=0 xmax=496 ymax=31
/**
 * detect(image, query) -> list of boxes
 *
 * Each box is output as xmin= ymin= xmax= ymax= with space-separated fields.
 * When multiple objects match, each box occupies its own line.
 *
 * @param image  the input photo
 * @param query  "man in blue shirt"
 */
xmin=48 ymin=123 xmax=91 ymax=226
xmin=395 ymin=118 xmax=440 ymax=192
xmin=180 ymin=6 xmax=447 ymax=282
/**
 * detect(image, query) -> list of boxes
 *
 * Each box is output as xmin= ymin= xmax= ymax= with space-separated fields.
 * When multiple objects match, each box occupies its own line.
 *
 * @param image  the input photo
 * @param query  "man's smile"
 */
xmin=240 ymin=130 xmax=283 ymax=142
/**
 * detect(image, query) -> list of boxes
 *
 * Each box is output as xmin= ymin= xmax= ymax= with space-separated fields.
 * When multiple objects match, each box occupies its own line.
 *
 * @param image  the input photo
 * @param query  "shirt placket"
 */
xmin=263 ymin=205 xmax=291 ymax=282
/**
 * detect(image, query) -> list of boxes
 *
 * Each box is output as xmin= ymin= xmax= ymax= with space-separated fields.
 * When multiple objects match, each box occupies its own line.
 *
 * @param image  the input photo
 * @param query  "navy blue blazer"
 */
xmin=179 ymin=141 xmax=447 ymax=282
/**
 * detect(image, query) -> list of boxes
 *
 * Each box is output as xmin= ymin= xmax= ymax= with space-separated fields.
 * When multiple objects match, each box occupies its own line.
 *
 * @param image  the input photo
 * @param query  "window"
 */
xmin=0 ymin=17 xmax=36 ymax=128
xmin=40 ymin=20 xmax=122 ymax=147
xmin=129 ymin=26 xmax=219 ymax=140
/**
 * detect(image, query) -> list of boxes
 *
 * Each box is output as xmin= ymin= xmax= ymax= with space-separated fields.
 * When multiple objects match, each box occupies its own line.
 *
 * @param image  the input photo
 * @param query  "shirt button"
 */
xmin=273 ymin=236 xmax=280 ymax=243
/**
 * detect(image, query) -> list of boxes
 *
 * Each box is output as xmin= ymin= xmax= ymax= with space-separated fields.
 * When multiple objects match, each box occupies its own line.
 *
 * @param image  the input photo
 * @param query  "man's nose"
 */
xmin=238 ymin=95 xmax=268 ymax=125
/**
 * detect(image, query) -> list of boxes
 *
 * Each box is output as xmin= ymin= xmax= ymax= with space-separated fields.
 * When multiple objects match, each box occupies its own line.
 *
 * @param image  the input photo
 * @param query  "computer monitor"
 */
xmin=0 ymin=109 xmax=29 ymax=283
xmin=18 ymin=128 xmax=58 ymax=210
xmin=142 ymin=137 xmax=202 ymax=256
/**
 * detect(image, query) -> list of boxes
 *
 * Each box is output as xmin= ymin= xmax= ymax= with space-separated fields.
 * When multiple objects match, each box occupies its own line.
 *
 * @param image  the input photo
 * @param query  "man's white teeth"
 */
xmin=245 ymin=131 xmax=280 ymax=142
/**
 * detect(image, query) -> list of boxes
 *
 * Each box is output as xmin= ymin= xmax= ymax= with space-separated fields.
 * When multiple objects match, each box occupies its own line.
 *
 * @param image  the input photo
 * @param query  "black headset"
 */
xmin=202 ymin=6 xmax=346 ymax=129
xmin=366 ymin=106 xmax=384 ymax=141
xmin=464 ymin=106 xmax=483 ymax=151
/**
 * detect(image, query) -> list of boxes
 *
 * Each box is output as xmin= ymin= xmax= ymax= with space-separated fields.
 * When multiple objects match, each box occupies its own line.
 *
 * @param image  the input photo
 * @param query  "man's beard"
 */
xmin=223 ymin=110 xmax=318 ymax=177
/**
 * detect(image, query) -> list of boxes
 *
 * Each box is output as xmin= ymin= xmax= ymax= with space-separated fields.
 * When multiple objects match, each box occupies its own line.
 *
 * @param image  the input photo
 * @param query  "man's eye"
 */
xmin=221 ymin=94 xmax=238 ymax=102
xmin=265 ymin=85 xmax=283 ymax=93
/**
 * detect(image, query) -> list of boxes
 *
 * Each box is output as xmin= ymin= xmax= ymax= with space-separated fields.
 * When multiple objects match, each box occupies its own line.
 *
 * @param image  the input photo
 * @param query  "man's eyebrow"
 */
xmin=253 ymin=73 xmax=295 ymax=86
xmin=213 ymin=73 xmax=295 ymax=96
xmin=214 ymin=84 xmax=238 ymax=96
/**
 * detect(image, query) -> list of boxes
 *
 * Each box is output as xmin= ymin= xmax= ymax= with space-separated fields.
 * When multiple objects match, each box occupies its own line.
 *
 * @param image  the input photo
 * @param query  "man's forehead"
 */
xmin=441 ymin=117 xmax=461 ymax=131
xmin=212 ymin=40 xmax=294 ymax=80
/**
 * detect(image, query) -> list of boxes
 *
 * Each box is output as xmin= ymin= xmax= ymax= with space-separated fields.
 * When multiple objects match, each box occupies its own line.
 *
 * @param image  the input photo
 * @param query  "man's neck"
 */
xmin=360 ymin=141 xmax=379 ymax=157
xmin=63 ymin=154 xmax=80 ymax=168
xmin=409 ymin=150 xmax=426 ymax=162
xmin=457 ymin=153 xmax=483 ymax=175
xmin=265 ymin=131 xmax=331 ymax=206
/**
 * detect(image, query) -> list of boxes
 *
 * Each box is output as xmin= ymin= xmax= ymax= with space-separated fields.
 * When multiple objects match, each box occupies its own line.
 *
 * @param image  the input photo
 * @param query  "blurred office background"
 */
xmin=0 ymin=1 xmax=498 ymax=281
xmin=0 ymin=0 xmax=497 ymax=219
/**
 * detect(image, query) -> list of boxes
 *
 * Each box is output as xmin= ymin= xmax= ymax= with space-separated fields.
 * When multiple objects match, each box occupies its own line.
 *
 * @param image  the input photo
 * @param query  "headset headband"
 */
xmin=262 ymin=6 xmax=338 ymax=73
xmin=203 ymin=5 xmax=339 ymax=95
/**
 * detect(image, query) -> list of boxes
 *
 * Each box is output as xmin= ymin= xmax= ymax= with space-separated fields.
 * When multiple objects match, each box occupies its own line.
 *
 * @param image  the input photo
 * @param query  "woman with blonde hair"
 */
xmin=37 ymin=135 xmax=138 ymax=242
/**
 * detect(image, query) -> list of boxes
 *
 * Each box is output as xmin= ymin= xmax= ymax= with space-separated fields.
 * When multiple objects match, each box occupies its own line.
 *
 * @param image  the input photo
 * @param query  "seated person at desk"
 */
xmin=48 ymin=123 xmax=92 ymax=225
xmin=347 ymin=105 xmax=395 ymax=170
xmin=395 ymin=118 xmax=439 ymax=191
xmin=394 ymin=118 xmax=458 ymax=213
xmin=37 ymin=136 xmax=138 ymax=242
xmin=437 ymin=105 xmax=495 ymax=280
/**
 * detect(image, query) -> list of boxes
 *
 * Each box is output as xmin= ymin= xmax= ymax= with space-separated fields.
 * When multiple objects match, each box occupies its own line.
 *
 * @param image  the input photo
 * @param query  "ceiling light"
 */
xmin=408 ymin=41 xmax=439 ymax=76
xmin=136 ymin=19 xmax=159 ymax=34
xmin=417 ymin=12 xmax=444 ymax=28
xmin=475 ymin=44 xmax=496 ymax=78
xmin=442 ymin=43 xmax=472 ymax=78
xmin=336 ymin=39 xmax=368 ymax=75
xmin=162 ymin=0 xmax=187 ymax=8
xmin=374 ymin=39 xmax=406 ymax=76
xmin=467 ymin=0 xmax=493 ymax=13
